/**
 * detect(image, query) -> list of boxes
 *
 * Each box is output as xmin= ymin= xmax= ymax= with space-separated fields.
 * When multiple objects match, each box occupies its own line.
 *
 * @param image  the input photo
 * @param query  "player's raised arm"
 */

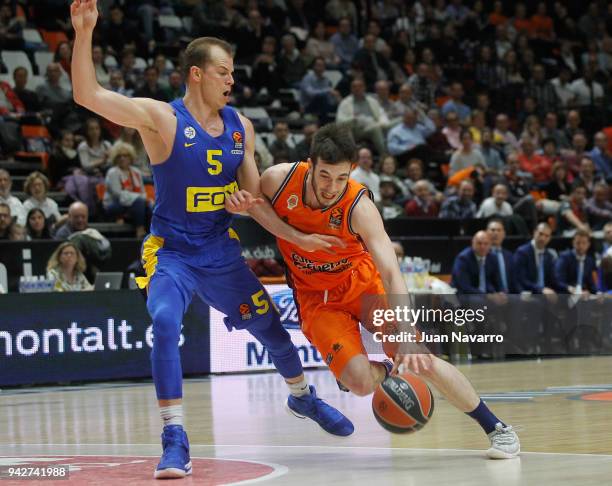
xmin=230 ymin=116 xmax=344 ymax=253
xmin=70 ymin=0 xmax=173 ymax=150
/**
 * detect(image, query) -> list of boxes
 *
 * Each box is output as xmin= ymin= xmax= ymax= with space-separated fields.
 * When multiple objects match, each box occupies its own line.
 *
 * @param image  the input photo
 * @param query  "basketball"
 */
xmin=372 ymin=373 xmax=434 ymax=434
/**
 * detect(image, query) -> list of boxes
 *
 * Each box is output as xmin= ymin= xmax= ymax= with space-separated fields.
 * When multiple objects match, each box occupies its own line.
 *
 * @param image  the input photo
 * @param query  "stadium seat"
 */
xmin=39 ymin=30 xmax=68 ymax=52
xmin=23 ymin=28 xmax=45 ymax=46
xmin=182 ymin=16 xmax=193 ymax=33
xmin=323 ymin=70 xmax=342 ymax=88
xmin=158 ymin=15 xmax=182 ymax=29
xmin=1 ymin=50 xmax=33 ymax=78
xmin=34 ymin=51 xmax=54 ymax=75
xmin=134 ymin=57 xmax=148 ymax=70
xmin=241 ymin=107 xmax=272 ymax=131
xmin=26 ymin=75 xmax=45 ymax=91
xmin=0 ymin=262 xmax=7 ymax=293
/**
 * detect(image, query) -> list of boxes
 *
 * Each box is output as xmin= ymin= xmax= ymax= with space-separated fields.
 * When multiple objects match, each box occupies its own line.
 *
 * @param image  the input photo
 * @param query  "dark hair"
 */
xmin=26 ymin=208 xmax=51 ymax=239
xmin=487 ymin=217 xmax=505 ymax=229
xmin=12 ymin=66 xmax=27 ymax=77
xmin=182 ymin=37 xmax=233 ymax=80
xmin=310 ymin=123 xmax=356 ymax=165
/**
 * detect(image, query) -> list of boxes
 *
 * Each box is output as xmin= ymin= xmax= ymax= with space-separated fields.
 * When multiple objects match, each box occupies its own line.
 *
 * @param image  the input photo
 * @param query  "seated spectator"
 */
xmin=524 ymin=64 xmax=559 ymax=116
xmin=336 ymin=78 xmax=388 ymax=155
xmin=251 ymin=36 xmax=280 ymax=96
xmin=36 ymin=63 xmax=75 ymax=129
xmin=557 ymin=184 xmax=590 ymax=235
xmin=426 ymin=108 xmax=453 ymax=162
xmin=294 ymin=122 xmax=318 ymax=162
xmin=442 ymin=111 xmax=462 ymax=150
xmin=387 ymin=108 xmax=435 ymax=165
xmin=439 ymin=179 xmax=477 ymax=219
xmin=451 ymin=230 xmax=500 ymax=294
xmin=351 ymin=147 xmax=380 ymax=202
xmin=236 ymin=9 xmax=275 ymax=64
xmin=329 ymin=17 xmax=359 ymax=71
xmin=393 ymin=83 xmax=425 ymax=119
xmin=541 ymin=137 xmax=561 ymax=169
xmin=119 ymin=49 xmax=141 ymax=91
xmin=562 ymin=132 xmax=589 ymax=177
xmin=108 ymin=69 xmax=133 ymax=97
xmin=0 ymin=68 xmax=24 ymax=117
xmin=49 ymin=130 xmax=80 ymax=185
xmin=518 ymin=136 xmax=552 ymax=183
xmin=520 ymin=115 xmax=543 ymax=149
xmin=441 ymin=82 xmax=471 ymax=123
xmin=376 ymin=180 xmax=404 ymax=220
xmin=480 ymin=129 xmax=504 ymax=175
xmin=305 ymin=20 xmax=341 ymax=67
xmin=26 ymin=208 xmax=52 ymax=239
xmin=22 ymin=172 xmax=61 ymax=225
xmin=514 ymin=222 xmax=557 ymax=294
xmin=546 ymin=159 xmax=569 ymax=195
xmin=404 ymin=179 xmax=439 ymax=217
xmin=573 ymin=157 xmax=604 ymax=197
xmin=493 ymin=113 xmax=520 ymax=156
xmin=162 ymin=70 xmax=185 ymax=102
xmin=0 ymin=202 xmax=12 ymax=240
xmin=0 ymin=168 xmax=26 ymax=225
xmin=586 ymin=183 xmax=612 ymax=231
xmin=554 ymin=230 xmax=596 ymax=294
xmin=550 ymin=66 xmax=575 ymax=109
xmin=300 ymin=57 xmax=340 ymax=124
xmin=590 ymin=132 xmax=612 ymax=181
xmin=9 ymin=223 xmax=26 ymax=241
xmin=78 ymin=118 xmax=112 ymax=175
xmin=47 ymin=242 xmax=93 ymax=292
xmin=53 ymin=201 xmax=88 ymax=240
xmin=468 ymin=110 xmax=487 ymax=146
xmin=92 ymin=44 xmax=110 ymax=87
xmin=477 ymin=184 xmax=513 ymax=218
xmin=0 ymin=2 xmax=23 ymax=51
xmin=374 ymin=80 xmax=401 ymax=127
xmin=407 ymin=63 xmax=437 ymax=108
xmin=134 ymin=66 xmax=169 ymax=102
xmin=487 ymin=218 xmax=516 ymax=293
xmin=100 ymin=4 xmax=140 ymax=57
xmin=541 ymin=112 xmax=569 ymax=150
xmin=569 ymin=66 xmax=604 ymax=108
xmin=379 ymin=155 xmax=409 ymax=199
xmin=278 ymin=34 xmax=307 ymax=88
xmin=113 ymin=127 xmax=150 ymax=179
xmin=103 ymin=143 xmax=150 ymax=239
xmin=54 ymin=41 xmax=73 ymax=91
xmin=449 ymin=130 xmax=485 ymax=177
xmin=12 ymin=66 xmax=41 ymax=113
xmin=268 ymin=122 xmax=298 ymax=162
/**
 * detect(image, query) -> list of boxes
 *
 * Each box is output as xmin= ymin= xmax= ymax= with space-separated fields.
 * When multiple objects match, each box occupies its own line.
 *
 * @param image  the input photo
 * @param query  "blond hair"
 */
xmin=110 ymin=142 xmax=137 ymax=165
xmin=47 ymin=242 xmax=87 ymax=274
xmin=23 ymin=171 xmax=50 ymax=196
xmin=182 ymin=37 xmax=233 ymax=80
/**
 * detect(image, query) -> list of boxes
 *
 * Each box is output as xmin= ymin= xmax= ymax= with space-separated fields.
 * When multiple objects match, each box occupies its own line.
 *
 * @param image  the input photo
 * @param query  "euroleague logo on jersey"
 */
xmin=231 ymin=130 xmax=244 ymax=155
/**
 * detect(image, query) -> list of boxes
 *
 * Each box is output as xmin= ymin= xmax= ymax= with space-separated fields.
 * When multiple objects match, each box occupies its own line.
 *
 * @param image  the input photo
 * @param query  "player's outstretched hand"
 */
xmin=225 ymin=189 xmax=264 ymax=213
xmin=71 ymin=0 xmax=99 ymax=33
xmin=298 ymin=233 xmax=346 ymax=254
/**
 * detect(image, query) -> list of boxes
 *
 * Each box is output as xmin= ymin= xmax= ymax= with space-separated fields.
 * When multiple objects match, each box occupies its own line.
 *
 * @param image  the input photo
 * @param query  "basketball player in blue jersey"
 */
xmin=71 ymin=0 xmax=353 ymax=479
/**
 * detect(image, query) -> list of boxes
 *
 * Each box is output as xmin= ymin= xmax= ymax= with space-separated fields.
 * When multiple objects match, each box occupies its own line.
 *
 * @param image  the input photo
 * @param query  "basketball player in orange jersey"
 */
xmin=226 ymin=123 xmax=520 ymax=459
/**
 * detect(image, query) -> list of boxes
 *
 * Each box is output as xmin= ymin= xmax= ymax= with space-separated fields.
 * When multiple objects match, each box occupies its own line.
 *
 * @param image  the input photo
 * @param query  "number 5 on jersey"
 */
xmin=207 ymin=149 xmax=222 ymax=175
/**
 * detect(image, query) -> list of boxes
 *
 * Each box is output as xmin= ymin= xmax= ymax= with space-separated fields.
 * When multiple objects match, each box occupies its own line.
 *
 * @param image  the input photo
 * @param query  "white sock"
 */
xmin=287 ymin=378 xmax=310 ymax=397
xmin=160 ymin=404 xmax=183 ymax=427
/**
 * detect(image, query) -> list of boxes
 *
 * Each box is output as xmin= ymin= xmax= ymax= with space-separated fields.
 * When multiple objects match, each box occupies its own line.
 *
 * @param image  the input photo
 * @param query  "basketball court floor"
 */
xmin=1 ymin=356 xmax=611 ymax=485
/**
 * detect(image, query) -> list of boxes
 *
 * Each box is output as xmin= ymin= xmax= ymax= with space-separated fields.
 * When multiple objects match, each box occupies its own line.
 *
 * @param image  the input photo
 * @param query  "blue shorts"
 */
xmin=137 ymin=230 xmax=273 ymax=330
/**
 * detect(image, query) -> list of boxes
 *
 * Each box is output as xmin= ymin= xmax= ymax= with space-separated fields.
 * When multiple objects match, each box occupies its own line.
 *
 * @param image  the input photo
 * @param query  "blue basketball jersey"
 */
xmin=150 ymin=99 xmax=245 ymax=248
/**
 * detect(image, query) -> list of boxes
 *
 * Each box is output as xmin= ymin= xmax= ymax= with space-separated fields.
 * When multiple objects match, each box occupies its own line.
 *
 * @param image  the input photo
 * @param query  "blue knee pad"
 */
xmin=148 ymin=298 xmax=183 ymax=400
xmin=247 ymin=312 xmax=303 ymax=379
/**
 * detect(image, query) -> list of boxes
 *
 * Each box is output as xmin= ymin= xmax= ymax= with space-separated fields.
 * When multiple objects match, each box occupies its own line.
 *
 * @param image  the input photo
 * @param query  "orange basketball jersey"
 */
xmin=271 ymin=162 xmax=372 ymax=292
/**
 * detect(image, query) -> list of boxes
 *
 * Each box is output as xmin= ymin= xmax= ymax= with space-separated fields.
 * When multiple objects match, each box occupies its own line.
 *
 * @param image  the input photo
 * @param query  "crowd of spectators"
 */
xmin=0 ymin=0 xmax=611 ymax=291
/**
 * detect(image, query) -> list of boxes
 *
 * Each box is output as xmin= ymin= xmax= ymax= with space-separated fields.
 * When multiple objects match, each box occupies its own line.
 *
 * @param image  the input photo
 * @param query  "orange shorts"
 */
xmin=292 ymin=258 xmax=385 ymax=379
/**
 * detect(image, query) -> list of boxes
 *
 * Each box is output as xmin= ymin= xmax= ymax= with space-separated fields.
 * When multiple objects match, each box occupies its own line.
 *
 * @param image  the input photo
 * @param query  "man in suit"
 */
xmin=451 ymin=230 xmax=500 ymax=295
xmin=554 ymin=229 xmax=597 ymax=294
xmin=486 ymin=218 xmax=516 ymax=294
xmin=514 ymin=223 xmax=557 ymax=295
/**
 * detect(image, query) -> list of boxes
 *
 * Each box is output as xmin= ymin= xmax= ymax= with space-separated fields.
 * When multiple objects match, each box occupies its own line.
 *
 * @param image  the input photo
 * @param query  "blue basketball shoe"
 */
xmin=286 ymin=385 xmax=354 ymax=436
xmin=154 ymin=425 xmax=192 ymax=479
